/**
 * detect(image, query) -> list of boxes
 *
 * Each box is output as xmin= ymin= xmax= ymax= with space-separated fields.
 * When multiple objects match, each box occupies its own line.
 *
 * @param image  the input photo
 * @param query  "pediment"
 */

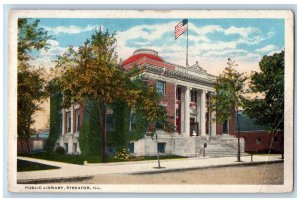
xmin=188 ymin=61 xmax=207 ymax=74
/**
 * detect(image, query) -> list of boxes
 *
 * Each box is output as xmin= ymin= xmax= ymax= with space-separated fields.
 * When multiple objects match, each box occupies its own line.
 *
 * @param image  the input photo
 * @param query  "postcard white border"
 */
xmin=8 ymin=9 xmax=294 ymax=193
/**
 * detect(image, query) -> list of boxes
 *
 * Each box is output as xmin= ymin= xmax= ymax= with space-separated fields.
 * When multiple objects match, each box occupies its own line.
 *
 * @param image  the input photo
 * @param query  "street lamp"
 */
xmin=146 ymin=123 xmax=163 ymax=169
xmin=151 ymin=130 xmax=161 ymax=168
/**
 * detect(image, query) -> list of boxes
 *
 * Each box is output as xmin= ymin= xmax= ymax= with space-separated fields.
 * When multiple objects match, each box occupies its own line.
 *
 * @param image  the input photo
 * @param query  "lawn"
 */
xmin=20 ymin=153 xmax=101 ymax=165
xmin=17 ymin=159 xmax=59 ymax=172
xmin=19 ymin=153 xmax=186 ymax=165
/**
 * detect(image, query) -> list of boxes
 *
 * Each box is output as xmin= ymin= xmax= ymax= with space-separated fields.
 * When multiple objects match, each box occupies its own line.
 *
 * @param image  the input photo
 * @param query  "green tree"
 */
xmin=243 ymin=51 xmax=284 ymax=130
xmin=243 ymin=51 xmax=284 ymax=148
xmin=210 ymin=58 xmax=247 ymax=162
xmin=17 ymin=19 xmax=51 ymax=152
xmin=52 ymin=28 xmax=171 ymax=162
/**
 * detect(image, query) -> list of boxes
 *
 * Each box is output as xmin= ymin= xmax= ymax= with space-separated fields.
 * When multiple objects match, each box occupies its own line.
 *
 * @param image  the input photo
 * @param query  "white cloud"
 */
xmin=43 ymin=24 xmax=99 ymax=35
xmin=202 ymin=49 xmax=249 ymax=57
xmin=196 ymin=41 xmax=238 ymax=51
xmin=224 ymin=26 xmax=259 ymax=38
xmin=29 ymin=40 xmax=75 ymax=68
xmin=256 ymin=44 xmax=279 ymax=53
xmin=115 ymin=21 xmax=273 ymax=63
xmin=238 ymin=52 xmax=262 ymax=62
xmin=116 ymin=25 xmax=263 ymax=75
xmin=117 ymin=21 xmax=176 ymax=43
xmin=39 ymin=40 xmax=67 ymax=57
xmin=47 ymin=39 xmax=60 ymax=47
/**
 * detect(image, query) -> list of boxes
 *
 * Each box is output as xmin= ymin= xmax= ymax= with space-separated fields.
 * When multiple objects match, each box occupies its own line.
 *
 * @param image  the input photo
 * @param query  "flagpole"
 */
xmin=186 ymin=20 xmax=189 ymax=67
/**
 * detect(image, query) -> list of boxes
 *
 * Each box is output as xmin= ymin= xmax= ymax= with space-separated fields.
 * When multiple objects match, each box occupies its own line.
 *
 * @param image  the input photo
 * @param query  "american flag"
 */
xmin=175 ymin=19 xmax=188 ymax=39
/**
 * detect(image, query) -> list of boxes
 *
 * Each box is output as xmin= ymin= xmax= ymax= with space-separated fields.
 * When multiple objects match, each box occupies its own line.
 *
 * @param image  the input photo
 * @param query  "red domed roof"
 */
xmin=121 ymin=49 xmax=164 ymax=66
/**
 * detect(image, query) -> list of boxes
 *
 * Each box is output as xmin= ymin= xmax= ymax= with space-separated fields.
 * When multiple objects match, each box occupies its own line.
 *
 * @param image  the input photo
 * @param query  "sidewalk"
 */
xmin=17 ymin=155 xmax=283 ymax=183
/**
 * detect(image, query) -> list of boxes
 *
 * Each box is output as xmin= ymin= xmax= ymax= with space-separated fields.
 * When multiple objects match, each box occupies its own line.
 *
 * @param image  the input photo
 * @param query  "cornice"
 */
xmin=142 ymin=64 xmax=216 ymax=87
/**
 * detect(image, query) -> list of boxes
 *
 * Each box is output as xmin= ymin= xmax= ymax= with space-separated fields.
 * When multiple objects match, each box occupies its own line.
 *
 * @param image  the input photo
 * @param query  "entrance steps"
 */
xmin=195 ymin=135 xmax=247 ymax=158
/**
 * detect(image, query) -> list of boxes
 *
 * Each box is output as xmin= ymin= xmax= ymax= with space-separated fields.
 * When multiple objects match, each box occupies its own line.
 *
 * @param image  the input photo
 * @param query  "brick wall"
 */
xmin=235 ymin=131 xmax=284 ymax=153
xmin=137 ymin=78 xmax=176 ymax=126
xmin=80 ymin=106 xmax=84 ymax=128
xmin=216 ymin=122 xmax=223 ymax=135
xmin=160 ymin=82 xmax=176 ymax=125
xmin=216 ymin=110 xmax=235 ymax=135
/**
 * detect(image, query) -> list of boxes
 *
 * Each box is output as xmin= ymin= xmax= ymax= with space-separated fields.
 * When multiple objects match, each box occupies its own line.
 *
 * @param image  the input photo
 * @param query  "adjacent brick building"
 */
xmin=235 ymin=112 xmax=284 ymax=154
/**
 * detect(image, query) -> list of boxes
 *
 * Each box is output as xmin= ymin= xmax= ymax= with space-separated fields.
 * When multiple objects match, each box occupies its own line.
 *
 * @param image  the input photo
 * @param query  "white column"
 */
xmin=180 ymin=86 xmax=185 ymax=134
xmin=211 ymin=110 xmax=216 ymax=137
xmin=184 ymin=87 xmax=191 ymax=137
xmin=196 ymin=90 xmax=201 ymax=136
xmin=200 ymin=90 xmax=207 ymax=137
xmin=61 ymin=109 xmax=65 ymax=135
xmin=70 ymin=107 xmax=74 ymax=134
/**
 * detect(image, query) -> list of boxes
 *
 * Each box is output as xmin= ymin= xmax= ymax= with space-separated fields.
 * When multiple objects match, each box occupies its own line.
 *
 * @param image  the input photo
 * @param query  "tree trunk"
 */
xmin=26 ymin=136 xmax=32 ymax=154
xmin=236 ymin=109 xmax=241 ymax=162
xmin=20 ymin=139 xmax=24 ymax=153
xmin=102 ymin=106 xmax=107 ymax=163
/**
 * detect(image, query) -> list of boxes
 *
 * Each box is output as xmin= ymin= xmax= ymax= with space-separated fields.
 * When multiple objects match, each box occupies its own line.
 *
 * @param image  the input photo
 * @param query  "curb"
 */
xmin=17 ymin=176 xmax=93 ymax=184
xmin=129 ymin=160 xmax=284 ymax=175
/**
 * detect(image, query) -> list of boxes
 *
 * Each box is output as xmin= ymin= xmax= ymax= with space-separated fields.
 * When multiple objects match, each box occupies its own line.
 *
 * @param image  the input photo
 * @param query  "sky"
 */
xmin=30 ymin=18 xmax=284 ymax=76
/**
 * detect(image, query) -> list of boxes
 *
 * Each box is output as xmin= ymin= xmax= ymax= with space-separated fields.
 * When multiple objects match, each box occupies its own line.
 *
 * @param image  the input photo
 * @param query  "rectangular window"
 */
xmin=128 ymin=143 xmax=134 ymax=153
xmin=67 ymin=112 xmax=71 ymax=133
xmin=130 ymin=113 xmax=137 ymax=131
xmin=256 ymin=138 xmax=262 ymax=144
xmin=106 ymin=114 xmax=114 ymax=132
xmin=223 ymin=120 xmax=228 ymax=133
xmin=75 ymin=109 xmax=80 ymax=132
xmin=190 ymin=91 xmax=197 ymax=102
xmin=107 ymin=144 xmax=115 ymax=156
xmin=64 ymin=143 xmax=68 ymax=153
xmin=156 ymin=80 xmax=166 ymax=95
xmin=59 ymin=113 xmax=62 ymax=134
xmin=158 ymin=143 xmax=166 ymax=153
xmin=73 ymin=143 xmax=77 ymax=153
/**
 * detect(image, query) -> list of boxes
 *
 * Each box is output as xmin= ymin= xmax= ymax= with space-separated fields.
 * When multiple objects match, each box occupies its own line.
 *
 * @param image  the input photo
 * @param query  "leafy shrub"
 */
xmin=114 ymin=149 xmax=133 ymax=160
xmin=113 ymin=149 xmax=144 ymax=161
xmin=55 ymin=146 xmax=65 ymax=155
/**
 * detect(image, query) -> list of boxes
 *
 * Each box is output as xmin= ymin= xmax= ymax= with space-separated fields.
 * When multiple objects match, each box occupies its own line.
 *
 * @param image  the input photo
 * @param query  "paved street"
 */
xmin=17 ymin=154 xmax=283 ymax=184
xmin=59 ymin=162 xmax=283 ymax=185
